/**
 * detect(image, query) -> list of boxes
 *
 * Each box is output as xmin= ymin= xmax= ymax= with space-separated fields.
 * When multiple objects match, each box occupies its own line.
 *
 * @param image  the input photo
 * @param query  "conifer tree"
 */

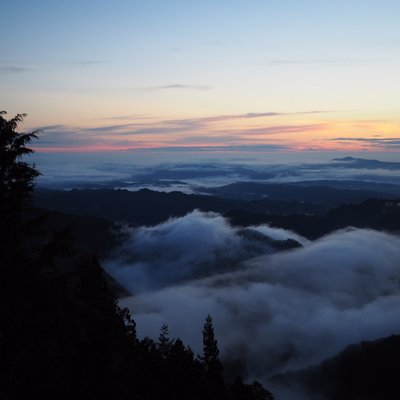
xmin=0 ymin=112 xmax=40 ymax=261
xmin=201 ymin=315 xmax=222 ymax=371
xmin=0 ymin=112 xmax=40 ymax=215
xmin=158 ymin=323 xmax=172 ymax=358
xmin=201 ymin=314 xmax=225 ymax=399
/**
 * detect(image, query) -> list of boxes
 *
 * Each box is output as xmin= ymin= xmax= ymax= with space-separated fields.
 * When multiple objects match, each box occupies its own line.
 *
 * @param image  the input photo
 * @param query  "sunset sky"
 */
xmin=1 ymin=0 xmax=399 ymax=153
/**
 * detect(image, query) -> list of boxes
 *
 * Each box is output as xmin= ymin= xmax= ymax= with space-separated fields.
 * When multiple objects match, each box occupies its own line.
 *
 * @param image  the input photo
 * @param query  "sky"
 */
xmin=1 ymin=0 xmax=400 ymax=154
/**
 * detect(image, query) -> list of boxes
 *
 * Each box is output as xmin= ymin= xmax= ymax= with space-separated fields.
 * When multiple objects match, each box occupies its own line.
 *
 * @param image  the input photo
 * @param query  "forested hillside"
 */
xmin=0 ymin=112 xmax=273 ymax=400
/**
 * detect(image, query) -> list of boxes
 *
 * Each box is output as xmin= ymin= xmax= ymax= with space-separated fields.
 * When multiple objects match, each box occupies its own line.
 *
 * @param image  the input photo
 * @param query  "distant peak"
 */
xmin=332 ymin=156 xmax=358 ymax=162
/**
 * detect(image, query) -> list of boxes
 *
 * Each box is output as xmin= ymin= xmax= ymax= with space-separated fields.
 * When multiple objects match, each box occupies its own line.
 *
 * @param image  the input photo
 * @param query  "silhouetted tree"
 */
xmin=118 ymin=307 xmax=137 ymax=343
xmin=0 ymin=111 xmax=275 ymax=400
xmin=0 ymin=111 xmax=40 ymax=285
xmin=249 ymin=381 xmax=274 ymax=400
xmin=201 ymin=314 xmax=225 ymax=399
xmin=158 ymin=323 xmax=173 ymax=358
xmin=229 ymin=378 xmax=274 ymax=400
xmin=201 ymin=315 xmax=222 ymax=371
xmin=0 ymin=112 xmax=39 ymax=225
xmin=168 ymin=338 xmax=206 ymax=400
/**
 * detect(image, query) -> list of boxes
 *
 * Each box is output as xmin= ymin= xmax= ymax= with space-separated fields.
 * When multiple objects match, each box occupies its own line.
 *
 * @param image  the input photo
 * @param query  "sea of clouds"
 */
xmin=32 ymin=152 xmax=400 ymax=190
xmin=103 ymin=211 xmax=400 ymax=386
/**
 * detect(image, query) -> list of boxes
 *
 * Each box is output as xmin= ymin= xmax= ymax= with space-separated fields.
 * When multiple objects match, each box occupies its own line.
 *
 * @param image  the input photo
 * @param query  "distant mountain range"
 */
xmin=36 ymin=156 xmax=400 ymax=191
xmin=34 ymin=187 xmax=400 ymax=242
xmin=332 ymin=156 xmax=400 ymax=170
xmin=35 ymin=180 xmax=400 ymax=221
xmin=199 ymin=181 xmax=400 ymax=205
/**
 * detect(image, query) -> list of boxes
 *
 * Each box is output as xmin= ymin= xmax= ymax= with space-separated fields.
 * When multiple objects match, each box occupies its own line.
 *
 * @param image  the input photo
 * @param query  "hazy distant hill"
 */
xmin=200 ymin=181 xmax=398 ymax=206
xmin=332 ymin=156 xmax=400 ymax=170
xmin=279 ymin=179 xmax=400 ymax=196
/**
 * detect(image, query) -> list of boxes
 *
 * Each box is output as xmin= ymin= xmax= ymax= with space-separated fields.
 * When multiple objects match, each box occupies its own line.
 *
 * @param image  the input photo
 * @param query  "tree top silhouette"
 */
xmin=0 ymin=111 xmax=40 ymax=255
xmin=0 ymin=111 xmax=40 ymax=210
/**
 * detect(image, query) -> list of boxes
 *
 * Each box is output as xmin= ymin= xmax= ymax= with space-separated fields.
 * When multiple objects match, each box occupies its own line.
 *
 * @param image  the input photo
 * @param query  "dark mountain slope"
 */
xmin=35 ymin=188 xmax=324 ymax=223
xmin=272 ymin=334 xmax=400 ymax=400
xmin=27 ymin=208 xmax=121 ymax=258
xmin=201 ymin=181 xmax=398 ymax=207
xmin=226 ymin=210 xmax=329 ymax=239
xmin=35 ymin=188 xmax=235 ymax=225
xmin=35 ymin=189 xmax=400 ymax=239
xmin=326 ymin=198 xmax=400 ymax=232
xmin=226 ymin=197 xmax=400 ymax=238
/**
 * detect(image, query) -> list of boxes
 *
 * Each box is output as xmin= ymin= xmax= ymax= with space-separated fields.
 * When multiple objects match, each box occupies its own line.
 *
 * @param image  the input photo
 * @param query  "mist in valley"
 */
xmin=103 ymin=211 xmax=400 ymax=386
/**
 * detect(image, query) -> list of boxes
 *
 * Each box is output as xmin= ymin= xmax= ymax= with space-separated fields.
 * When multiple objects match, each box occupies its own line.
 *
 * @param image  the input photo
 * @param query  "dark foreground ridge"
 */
xmin=1 ymin=113 xmax=275 ymax=399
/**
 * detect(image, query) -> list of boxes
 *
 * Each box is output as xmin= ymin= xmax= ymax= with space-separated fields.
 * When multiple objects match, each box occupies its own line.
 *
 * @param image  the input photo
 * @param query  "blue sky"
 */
xmin=1 ymin=0 xmax=400 ymax=153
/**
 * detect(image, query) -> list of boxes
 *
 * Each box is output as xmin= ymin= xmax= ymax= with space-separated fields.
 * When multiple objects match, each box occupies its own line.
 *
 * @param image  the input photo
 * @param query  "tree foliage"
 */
xmin=201 ymin=314 xmax=225 ymax=399
xmin=202 ymin=314 xmax=222 ymax=371
xmin=0 ymin=112 xmax=40 ymax=214
xmin=158 ymin=323 xmax=173 ymax=358
xmin=0 ymin=112 xmax=40 ymax=262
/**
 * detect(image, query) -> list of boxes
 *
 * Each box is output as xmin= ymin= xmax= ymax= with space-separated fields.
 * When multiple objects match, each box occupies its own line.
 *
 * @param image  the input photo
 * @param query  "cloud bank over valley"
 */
xmin=103 ymin=211 xmax=400 ymax=382
xmin=32 ymin=152 xmax=400 ymax=191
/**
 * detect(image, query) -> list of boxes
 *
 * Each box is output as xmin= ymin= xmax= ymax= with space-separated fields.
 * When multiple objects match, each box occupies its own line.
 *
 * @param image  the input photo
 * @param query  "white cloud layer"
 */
xmin=105 ymin=210 xmax=304 ymax=293
xmin=104 ymin=212 xmax=400 ymax=383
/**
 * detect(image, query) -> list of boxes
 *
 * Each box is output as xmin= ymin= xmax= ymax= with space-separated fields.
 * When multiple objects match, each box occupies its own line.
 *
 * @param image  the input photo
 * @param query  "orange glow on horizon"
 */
xmin=30 ymin=114 xmax=400 ymax=154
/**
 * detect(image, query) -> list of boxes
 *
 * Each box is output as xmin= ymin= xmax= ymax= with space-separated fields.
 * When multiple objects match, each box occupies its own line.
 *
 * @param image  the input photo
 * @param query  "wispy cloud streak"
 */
xmin=33 ymin=110 xmax=381 ymax=152
xmin=329 ymin=137 xmax=400 ymax=149
xmin=267 ymin=58 xmax=378 ymax=66
xmin=140 ymin=84 xmax=213 ymax=91
xmin=0 ymin=66 xmax=36 ymax=73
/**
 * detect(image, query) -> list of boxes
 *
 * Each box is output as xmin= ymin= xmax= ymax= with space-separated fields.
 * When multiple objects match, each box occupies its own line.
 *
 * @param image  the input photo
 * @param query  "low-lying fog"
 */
xmin=104 ymin=211 xmax=400 ymax=383
xmin=31 ymin=151 xmax=400 ymax=190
